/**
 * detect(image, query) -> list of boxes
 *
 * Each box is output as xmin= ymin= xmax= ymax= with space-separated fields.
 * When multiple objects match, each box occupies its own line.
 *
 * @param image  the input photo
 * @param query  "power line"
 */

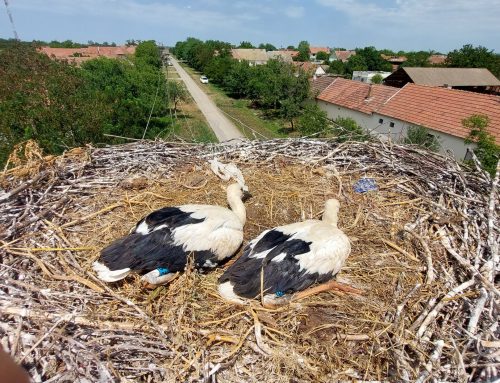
xmin=3 ymin=0 xmax=19 ymax=40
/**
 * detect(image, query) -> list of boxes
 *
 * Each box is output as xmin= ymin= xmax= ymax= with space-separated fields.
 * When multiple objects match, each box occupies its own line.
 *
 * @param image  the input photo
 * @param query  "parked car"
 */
xmin=200 ymin=75 xmax=209 ymax=84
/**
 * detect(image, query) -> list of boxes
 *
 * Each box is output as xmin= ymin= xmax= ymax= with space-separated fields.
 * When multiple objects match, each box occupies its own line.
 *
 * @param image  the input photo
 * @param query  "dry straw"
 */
xmin=0 ymin=138 xmax=498 ymax=382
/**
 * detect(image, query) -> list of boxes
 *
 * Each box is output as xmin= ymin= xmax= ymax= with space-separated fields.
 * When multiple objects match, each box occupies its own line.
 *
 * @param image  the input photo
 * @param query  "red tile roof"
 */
xmin=317 ymin=78 xmax=399 ymax=115
xmin=293 ymin=61 xmax=318 ymax=73
xmin=275 ymin=49 xmax=299 ymax=57
xmin=311 ymin=76 xmax=336 ymax=95
xmin=334 ymin=50 xmax=355 ymax=62
xmin=381 ymin=54 xmax=407 ymax=63
xmin=428 ymin=54 xmax=447 ymax=65
xmin=310 ymin=47 xmax=330 ymax=54
xmin=377 ymin=84 xmax=500 ymax=141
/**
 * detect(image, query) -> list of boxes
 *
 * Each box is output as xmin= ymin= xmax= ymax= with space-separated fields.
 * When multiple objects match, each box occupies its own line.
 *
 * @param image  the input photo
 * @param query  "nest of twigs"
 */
xmin=0 ymin=139 xmax=498 ymax=382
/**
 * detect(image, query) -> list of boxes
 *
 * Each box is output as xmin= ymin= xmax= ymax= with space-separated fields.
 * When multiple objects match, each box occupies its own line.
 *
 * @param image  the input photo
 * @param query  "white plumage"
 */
xmin=218 ymin=199 xmax=351 ymax=306
xmin=93 ymin=183 xmax=250 ymax=286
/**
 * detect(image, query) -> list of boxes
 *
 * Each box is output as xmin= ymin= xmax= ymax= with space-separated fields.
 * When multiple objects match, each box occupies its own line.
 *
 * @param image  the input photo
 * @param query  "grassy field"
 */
xmin=162 ymin=67 xmax=217 ymax=143
xmin=180 ymin=63 xmax=287 ymax=139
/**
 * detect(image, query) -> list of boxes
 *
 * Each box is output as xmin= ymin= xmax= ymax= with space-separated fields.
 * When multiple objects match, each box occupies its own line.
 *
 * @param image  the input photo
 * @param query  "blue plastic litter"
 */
xmin=157 ymin=267 xmax=170 ymax=276
xmin=354 ymin=178 xmax=378 ymax=193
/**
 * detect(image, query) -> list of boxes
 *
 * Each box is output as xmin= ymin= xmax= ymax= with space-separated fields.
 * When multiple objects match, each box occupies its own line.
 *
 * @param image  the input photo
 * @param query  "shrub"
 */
xmin=297 ymin=104 xmax=329 ymax=136
xmin=463 ymin=114 xmax=499 ymax=176
xmin=332 ymin=117 xmax=370 ymax=142
xmin=404 ymin=125 xmax=440 ymax=152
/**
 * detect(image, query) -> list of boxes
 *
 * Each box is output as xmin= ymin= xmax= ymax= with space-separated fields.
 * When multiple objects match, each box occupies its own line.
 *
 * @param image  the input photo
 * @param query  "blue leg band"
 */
xmin=157 ymin=267 xmax=170 ymax=276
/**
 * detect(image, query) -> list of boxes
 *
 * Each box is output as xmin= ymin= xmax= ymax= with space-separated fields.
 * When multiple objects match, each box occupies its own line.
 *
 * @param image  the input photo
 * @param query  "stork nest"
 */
xmin=0 ymin=139 xmax=498 ymax=382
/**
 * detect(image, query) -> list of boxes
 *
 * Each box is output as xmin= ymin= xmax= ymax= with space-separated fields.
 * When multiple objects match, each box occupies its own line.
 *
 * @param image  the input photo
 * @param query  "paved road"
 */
xmin=170 ymin=57 xmax=245 ymax=143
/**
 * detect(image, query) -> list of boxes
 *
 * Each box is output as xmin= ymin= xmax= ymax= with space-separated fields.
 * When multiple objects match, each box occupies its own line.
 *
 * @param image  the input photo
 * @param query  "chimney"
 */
xmin=365 ymin=84 xmax=374 ymax=100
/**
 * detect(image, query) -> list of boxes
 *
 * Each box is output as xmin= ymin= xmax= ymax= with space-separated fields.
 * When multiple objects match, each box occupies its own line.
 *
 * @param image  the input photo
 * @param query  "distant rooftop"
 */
xmin=334 ymin=50 xmax=356 ymax=62
xmin=310 ymin=47 xmax=330 ymax=54
xmin=231 ymin=48 xmax=268 ymax=62
xmin=389 ymin=67 xmax=500 ymax=87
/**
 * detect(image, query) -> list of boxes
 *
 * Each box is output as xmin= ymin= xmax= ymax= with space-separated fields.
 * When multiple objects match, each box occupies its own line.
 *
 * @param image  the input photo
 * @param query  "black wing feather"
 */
xmin=99 ymin=207 xmax=215 ymax=274
xmin=220 ymin=229 xmax=322 ymax=299
xmin=137 ymin=207 xmax=204 ymax=232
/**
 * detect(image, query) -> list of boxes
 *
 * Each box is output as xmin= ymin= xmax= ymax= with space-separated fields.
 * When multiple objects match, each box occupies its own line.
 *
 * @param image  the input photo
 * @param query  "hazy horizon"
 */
xmin=1 ymin=0 xmax=499 ymax=53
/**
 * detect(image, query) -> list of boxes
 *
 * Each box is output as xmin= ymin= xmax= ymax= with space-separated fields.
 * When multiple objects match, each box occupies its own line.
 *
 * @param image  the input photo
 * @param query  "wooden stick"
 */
xmin=381 ymin=238 xmax=420 ymax=263
xmin=0 ymin=172 xmax=47 ymax=202
xmin=61 ymin=202 xmax=124 ymax=229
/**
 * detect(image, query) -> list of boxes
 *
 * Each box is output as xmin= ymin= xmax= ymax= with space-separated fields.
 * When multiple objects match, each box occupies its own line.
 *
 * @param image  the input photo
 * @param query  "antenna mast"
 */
xmin=3 ymin=0 xmax=19 ymax=40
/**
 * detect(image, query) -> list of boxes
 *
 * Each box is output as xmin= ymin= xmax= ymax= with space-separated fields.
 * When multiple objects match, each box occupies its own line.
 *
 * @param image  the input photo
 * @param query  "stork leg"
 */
xmin=292 ymin=280 xmax=362 ymax=302
xmin=141 ymin=268 xmax=177 ymax=288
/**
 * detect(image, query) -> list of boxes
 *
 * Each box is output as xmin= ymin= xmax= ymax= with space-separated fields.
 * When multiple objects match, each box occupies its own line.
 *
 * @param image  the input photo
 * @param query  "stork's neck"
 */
xmin=228 ymin=195 xmax=246 ymax=225
xmin=322 ymin=210 xmax=338 ymax=227
xmin=322 ymin=200 xmax=340 ymax=227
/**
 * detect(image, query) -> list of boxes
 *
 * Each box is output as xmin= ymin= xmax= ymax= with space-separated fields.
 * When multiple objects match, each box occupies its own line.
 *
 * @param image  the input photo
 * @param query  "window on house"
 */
xmin=378 ymin=118 xmax=383 ymax=124
xmin=390 ymin=122 xmax=395 ymax=127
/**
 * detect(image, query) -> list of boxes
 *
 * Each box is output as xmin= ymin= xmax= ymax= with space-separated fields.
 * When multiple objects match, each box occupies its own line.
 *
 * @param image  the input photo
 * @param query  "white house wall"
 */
xmin=317 ymin=100 xmax=375 ymax=131
xmin=317 ymin=100 xmax=475 ymax=160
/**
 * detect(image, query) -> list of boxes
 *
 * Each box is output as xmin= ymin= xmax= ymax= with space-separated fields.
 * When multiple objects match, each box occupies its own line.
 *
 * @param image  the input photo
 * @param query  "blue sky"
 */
xmin=1 ymin=0 xmax=499 ymax=52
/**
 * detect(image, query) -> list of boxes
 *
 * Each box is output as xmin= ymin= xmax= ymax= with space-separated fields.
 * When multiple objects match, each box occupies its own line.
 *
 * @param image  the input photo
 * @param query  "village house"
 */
xmin=316 ymin=78 xmax=500 ymax=159
xmin=428 ymin=54 xmax=447 ymax=65
xmin=231 ymin=48 xmax=268 ymax=66
xmin=293 ymin=62 xmax=329 ymax=77
xmin=266 ymin=50 xmax=294 ymax=63
xmin=384 ymin=67 xmax=500 ymax=94
xmin=331 ymin=50 xmax=356 ymax=62
xmin=352 ymin=71 xmax=391 ymax=84
xmin=39 ymin=45 xmax=136 ymax=65
xmin=381 ymin=54 xmax=407 ymax=72
xmin=309 ymin=46 xmax=331 ymax=62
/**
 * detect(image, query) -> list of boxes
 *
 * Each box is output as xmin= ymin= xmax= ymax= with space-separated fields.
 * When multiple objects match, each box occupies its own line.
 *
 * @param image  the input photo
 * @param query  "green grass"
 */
xmin=180 ymin=63 xmax=287 ymax=139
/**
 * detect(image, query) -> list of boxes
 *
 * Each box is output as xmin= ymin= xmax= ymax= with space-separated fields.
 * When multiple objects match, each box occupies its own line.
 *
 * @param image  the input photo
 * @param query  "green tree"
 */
xmin=0 ymin=45 xmax=109 ymax=163
xmin=447 ymin=44 xmax=500 ymax=78
xmin=332 ymin=117 xmax=370 ymax=142
xmin=297 ymin=104 xmax=329 ymax=136
xmin=258 ymin=43 xmax=277 ymax=51
xmin=204 ymin=56 xmax=234 ymax=84
xmin=81 ymin=49 xmax=169 ymax=139
xmin=296 ymin=40 xmax=310 ymax=61
xmin=315 ymin=51 xmax=330 ymax=62
xmin=404 ymin=125 xmax=440 ymax=152
xmin=463 ymin=114 xmax=499 ymax=176
xmin=167 ymin=81 xmax=188 ymax=117
xmin=402 ymin=51 xmax=432 ymax=67
xmin=355 ymin=46 xmax=392 ymax=72
xmin=346 ymin=54 xmax=368 ymax=74
xmin=135 ymin=40 xmax=161 ymax=68
xmin=224 ymin=60 xmax=253 ymax=98
xmin=328 ymin=60 xmax=346 ymax=75
xmin=371 ymin=74 xmax=384 ymax=84
xmin=239 ymin=41 xmax=255 ymax=49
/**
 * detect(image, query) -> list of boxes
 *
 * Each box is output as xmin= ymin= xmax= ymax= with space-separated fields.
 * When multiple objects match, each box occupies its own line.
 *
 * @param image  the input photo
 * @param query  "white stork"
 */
xmin=93 ymin=183 xmax=251 ymax=286
xmin=218 ymin=199 xmax=351 ymax=306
